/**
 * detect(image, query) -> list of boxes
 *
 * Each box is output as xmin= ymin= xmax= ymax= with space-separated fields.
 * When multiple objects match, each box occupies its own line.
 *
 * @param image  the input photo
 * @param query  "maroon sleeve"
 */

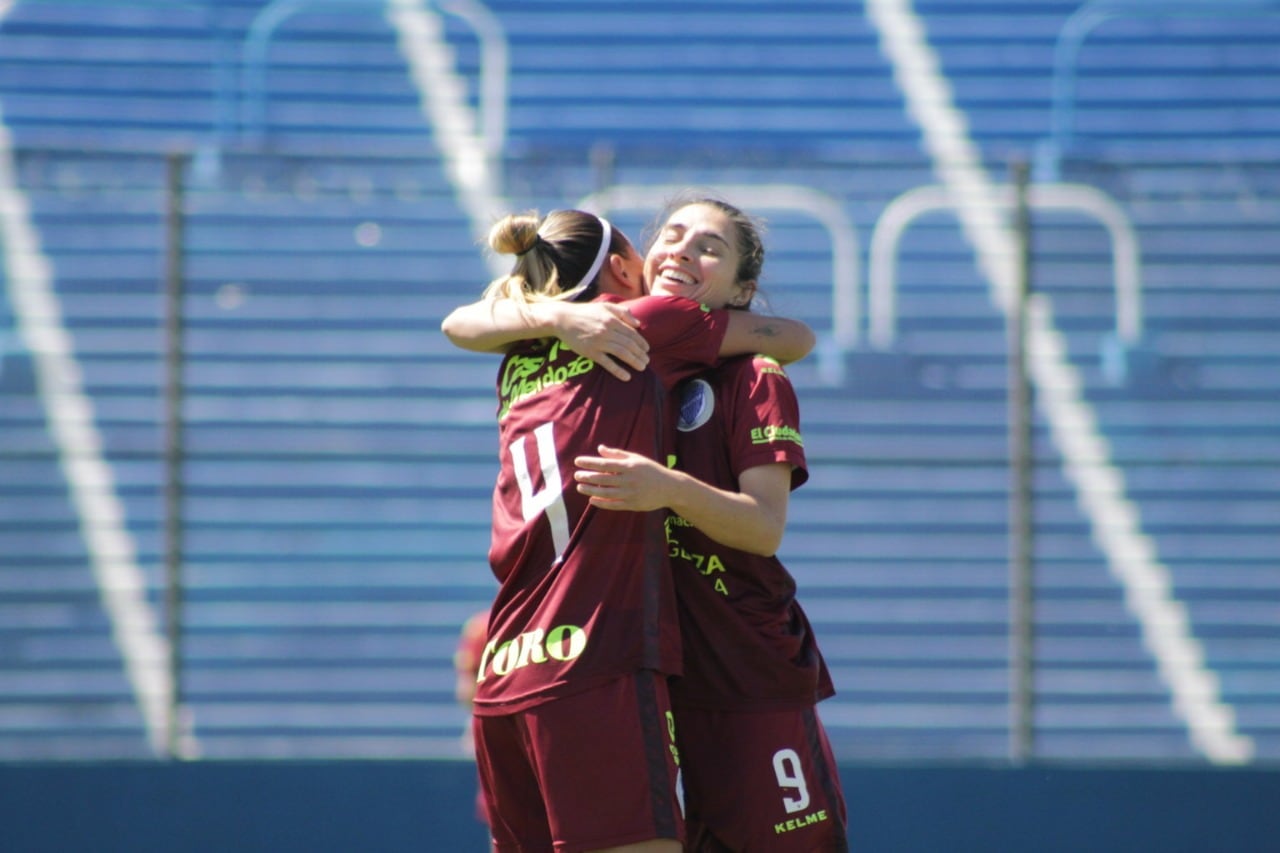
xmin=622 ymin=295 xmax=729 ymax=390
xmin=726 ymin=355 xmax=808 ymax=490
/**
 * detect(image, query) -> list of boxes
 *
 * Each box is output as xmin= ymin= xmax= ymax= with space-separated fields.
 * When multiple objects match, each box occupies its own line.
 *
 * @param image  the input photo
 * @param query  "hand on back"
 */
xmin=551 ymin=301 xmax=650 ymax=381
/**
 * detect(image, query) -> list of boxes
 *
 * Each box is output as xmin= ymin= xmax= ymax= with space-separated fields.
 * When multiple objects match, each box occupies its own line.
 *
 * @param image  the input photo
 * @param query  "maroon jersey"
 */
xmin=474 ymin=295 xmax=729 ymax=714
xmin=667 ymin=354 xmax=835 ymax=711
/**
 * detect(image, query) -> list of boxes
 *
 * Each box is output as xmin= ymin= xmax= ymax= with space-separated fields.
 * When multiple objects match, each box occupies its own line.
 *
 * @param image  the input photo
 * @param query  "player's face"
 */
xmin=645 ymin=203 xmax=752 ymax=309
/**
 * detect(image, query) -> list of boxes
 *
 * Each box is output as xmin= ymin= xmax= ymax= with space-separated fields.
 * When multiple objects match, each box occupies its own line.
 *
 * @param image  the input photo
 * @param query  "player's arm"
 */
xmin=718 ymin=313 xmax=815 ymax=365
xmin=440 ymin=298 xmax=650 ymax=380
xmin=573 ymin=446 xmax=791 ymax=557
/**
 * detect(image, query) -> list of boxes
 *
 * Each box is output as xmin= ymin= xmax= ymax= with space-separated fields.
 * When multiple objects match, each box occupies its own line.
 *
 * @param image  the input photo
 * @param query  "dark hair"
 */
xmin=648 ymin=191 xmax=767 ymax=290
xmin=484 ymin=209 xmax=630 ymax=304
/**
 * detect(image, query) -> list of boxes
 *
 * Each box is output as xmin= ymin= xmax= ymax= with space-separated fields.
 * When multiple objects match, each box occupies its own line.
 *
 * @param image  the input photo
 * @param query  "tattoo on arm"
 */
xmin=752 ymin=322 xmax=780 ymax=338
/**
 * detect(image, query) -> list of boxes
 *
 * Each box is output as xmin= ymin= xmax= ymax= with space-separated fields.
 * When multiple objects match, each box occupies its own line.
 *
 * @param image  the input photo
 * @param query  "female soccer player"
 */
xmin=574 ymin=196 xmax=849 ymax=852
xmin=441 ymin=208 xmax=814 ymax=853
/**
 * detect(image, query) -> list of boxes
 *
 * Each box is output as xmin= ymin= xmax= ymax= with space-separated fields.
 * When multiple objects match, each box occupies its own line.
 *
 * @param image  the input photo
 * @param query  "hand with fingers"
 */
xmin=573 ymin=445 xmax=675 ymax=511
xmin=550 ymin=302 xmax=650 ymax=381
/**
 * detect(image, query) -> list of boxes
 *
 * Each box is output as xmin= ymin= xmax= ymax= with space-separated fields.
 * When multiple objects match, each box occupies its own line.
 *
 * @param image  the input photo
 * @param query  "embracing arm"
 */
xmin=440 ymin=299 xmax=650 ymax=380
xmin=440 ymin=298 xmax=542 ymax=353
xmin=718 ymin=313 xmax=815 ymax=365
xmin=573 ymin=446 xmax=792 ymax=556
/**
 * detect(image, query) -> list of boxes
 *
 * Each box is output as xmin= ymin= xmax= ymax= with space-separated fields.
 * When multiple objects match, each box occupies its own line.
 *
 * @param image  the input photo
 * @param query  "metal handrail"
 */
xmin=239 ymin=0 xmax=507 ymax=153
xmin=578 ymin=183 xmax=860 ymax=384
xmin=867 ymin=183 xmax=1141 ymax=351
xmin=1038 ymin=0 xmax=1280 ymax=180
xmin=435 ymin=0 xmax=507 ymax=161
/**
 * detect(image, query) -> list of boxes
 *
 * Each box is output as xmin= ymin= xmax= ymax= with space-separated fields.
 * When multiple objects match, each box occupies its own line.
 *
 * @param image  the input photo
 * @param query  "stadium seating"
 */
xmin=917 ymin=0 xmax=1280 ymax=761
xmin=0 ymin=0 xmax=494 ymax=759
xmin=0 ymin=0 xmax=1276 ymax=765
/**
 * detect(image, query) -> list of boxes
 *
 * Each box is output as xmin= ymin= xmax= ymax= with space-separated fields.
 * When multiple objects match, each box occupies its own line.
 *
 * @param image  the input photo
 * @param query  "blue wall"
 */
xmin=2 ymin=761 xmax=1278 ymax=852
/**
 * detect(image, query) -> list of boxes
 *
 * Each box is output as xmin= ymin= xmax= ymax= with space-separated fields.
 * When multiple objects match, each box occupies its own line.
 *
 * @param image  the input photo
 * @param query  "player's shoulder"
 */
xmin=733 ymin=353 xmax=793 ymax=382
xmin=724 ymin=354 xmax=797 ymax=404
xmin=624 ymin=294 xmax=712 ymax=320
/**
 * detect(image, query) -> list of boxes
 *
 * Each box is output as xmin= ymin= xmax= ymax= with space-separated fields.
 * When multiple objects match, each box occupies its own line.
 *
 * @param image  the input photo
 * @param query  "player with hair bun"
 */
xmin=442 ymin=208 xmax=815 ymax=853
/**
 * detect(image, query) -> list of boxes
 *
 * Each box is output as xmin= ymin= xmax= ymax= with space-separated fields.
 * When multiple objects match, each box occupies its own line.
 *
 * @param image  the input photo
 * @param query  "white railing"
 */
xmin=240 ymin=0 xmax=508 ymax=158
xmin=867 ymin=182 xmax=1142 ymax=351
xmin=1038 ymin=0 xmax=1280 ymax=179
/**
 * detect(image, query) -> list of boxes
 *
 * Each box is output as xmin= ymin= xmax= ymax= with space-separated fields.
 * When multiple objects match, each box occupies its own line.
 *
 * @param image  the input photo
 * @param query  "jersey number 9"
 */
xmin=772 ymin=747 xmax=811 ymax=814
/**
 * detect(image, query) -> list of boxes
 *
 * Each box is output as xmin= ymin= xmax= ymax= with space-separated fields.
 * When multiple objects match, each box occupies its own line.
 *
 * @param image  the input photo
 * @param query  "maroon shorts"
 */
xmin=473 ymin=671 xmax=685 ymax=853
xmin=676 ymin=705 xmax=848 ymax=852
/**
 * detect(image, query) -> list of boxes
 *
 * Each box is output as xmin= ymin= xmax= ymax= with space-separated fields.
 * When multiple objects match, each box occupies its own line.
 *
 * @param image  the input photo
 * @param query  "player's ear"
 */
xmin=730 ymin=279 xmax=757 ymax=308
xmin=608 ymin=253 xmax=645 ymax=298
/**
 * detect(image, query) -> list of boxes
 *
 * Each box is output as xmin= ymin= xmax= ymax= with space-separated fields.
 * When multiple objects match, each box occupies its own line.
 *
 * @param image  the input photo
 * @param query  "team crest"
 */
xmin=677 ymin=378 xmax=715 ymax=432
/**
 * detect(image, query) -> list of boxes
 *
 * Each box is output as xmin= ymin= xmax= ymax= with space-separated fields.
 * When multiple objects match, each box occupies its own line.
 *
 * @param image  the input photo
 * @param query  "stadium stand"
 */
xmin=917 ymin=0 xmax=1280 ymax=761
xmin=0 ymin=0 xmax=1275 ymax=765
xmin=0 ymin=0 xmax=496 ymax=759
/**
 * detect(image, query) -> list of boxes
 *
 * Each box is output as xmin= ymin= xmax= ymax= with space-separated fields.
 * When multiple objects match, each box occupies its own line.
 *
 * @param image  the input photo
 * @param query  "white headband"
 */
xmin=574 ymin=216 xmax=613 ymax=291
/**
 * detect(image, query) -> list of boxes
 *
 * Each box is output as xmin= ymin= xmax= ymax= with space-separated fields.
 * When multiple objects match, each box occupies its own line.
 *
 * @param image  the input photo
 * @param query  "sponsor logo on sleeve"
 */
xmin=749 ymin=424 xmax=804 ymax=446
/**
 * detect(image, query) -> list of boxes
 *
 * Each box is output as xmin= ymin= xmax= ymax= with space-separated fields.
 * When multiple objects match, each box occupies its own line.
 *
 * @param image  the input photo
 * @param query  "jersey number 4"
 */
xmin=510 ymin=421 xmax=571 ymax=556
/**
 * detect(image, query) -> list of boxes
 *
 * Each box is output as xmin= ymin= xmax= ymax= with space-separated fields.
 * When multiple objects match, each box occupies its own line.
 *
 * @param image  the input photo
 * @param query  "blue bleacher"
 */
xmin=40 ymin=147 xmax=495 ymax=759
xmin=0 ymin=388 xmax=151 ymax=758
xmin=486 ymin=0 xmax=909 ymax=157
xmin=913 ymin=0 xmax=1280 ymax=761
xmin=0 ymin=0 xmax=1276 ymax=765
xmin=0 ymin=0 xmax=495 ymax=759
